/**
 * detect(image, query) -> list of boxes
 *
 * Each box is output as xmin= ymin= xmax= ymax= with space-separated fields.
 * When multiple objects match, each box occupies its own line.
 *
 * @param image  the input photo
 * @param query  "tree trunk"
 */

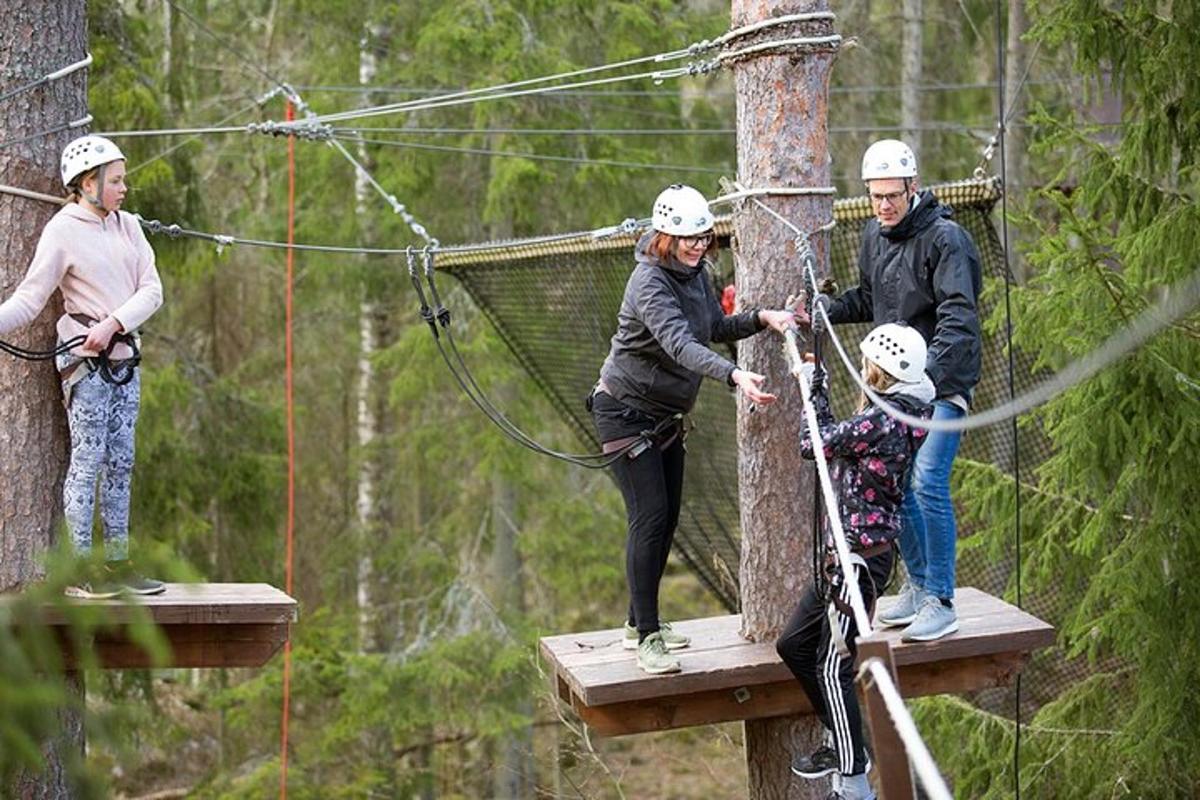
xmin=901 ymin=0 xmax=923 ymax=153
xmin=488 ymin=469 xmax=534 ymax=799
xmin=0 ymin=5 xmax=88 ymax=796
xmin=1003 ymin=0 xmax=1028 ymax=196
xmin=354 ymin=20 xmax=384 ymax=655
xmin=729 ymin=2 xmax=835 ymax=798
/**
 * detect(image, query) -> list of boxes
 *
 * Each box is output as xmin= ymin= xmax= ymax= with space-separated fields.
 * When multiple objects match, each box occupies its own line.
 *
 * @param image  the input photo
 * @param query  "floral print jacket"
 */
xmin=800 ymin=381 xmax=933 ymax=551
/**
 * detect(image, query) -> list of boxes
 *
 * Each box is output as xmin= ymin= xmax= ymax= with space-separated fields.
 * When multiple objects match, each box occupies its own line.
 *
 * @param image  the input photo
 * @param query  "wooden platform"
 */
xmin=539 ymin=587 xmax=1053 ymax=737
xmin=36 ymin=583 xmax=298 ymax=669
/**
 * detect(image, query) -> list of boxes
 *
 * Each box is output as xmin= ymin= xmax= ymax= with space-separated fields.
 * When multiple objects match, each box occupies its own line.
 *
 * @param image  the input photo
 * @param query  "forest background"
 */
xmin=0 ymin=0 xmax=1197 ymax=798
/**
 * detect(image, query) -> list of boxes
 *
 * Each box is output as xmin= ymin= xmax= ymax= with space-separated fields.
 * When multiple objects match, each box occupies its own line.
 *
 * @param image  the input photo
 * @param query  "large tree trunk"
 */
xmin=0 ymin=5 xmax=88 ymax=797
xmin=901 ymin=0 xmax=923 ymax=153
xmin=730 ymin=2 xmax=835 ymax=798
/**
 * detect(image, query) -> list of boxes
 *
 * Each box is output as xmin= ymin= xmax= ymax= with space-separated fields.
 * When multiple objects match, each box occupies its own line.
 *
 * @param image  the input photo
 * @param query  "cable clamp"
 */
xmin=973 ymin=134 xmax=999 ymax=180
xmin=213 ymin=234 xmax=234 ymax=255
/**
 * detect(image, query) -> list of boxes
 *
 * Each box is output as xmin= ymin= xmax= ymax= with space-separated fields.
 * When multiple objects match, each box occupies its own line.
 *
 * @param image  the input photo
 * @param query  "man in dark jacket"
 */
xmin=799 ymin=139 xmax=982 ymax=642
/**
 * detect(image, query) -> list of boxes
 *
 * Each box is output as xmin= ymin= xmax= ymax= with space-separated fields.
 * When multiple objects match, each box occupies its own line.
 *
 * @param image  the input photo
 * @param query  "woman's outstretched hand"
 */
xmin=731 ymin=368 xmax=777 ymax=405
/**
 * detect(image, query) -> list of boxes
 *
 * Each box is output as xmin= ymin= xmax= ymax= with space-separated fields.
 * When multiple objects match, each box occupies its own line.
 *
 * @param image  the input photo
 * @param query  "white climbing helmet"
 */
xmin=60 ymin=135 xmax=125 ymax=189
xmin=652 ymin=184 xmax=714 ymax=237
xmin=860 ymin=139 xmax=918 ymax=181
xmin=860 ymin=323 xmax=927 ymax=384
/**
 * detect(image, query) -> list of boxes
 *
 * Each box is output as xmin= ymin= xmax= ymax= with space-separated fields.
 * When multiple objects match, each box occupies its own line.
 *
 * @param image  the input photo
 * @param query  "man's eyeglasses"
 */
xmin=681 ymin=233 xmax=714 ymax=248
xmin=869 ymin=189 xmax=909 ymax=207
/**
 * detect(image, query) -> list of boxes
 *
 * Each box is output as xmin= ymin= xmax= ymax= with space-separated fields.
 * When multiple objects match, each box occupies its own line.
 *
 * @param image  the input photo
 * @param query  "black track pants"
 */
xmin=775 ymin=549 xmax=894 ymax=775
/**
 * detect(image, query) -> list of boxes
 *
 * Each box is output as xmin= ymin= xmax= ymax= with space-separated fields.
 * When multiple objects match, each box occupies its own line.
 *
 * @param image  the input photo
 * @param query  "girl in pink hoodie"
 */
xmin=0 ymin=135 xmax=164 ymax=598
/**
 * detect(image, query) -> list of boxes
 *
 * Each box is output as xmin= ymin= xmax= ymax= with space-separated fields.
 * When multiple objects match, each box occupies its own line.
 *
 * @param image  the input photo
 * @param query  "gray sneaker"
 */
xmin=877 ymin=582 xmax=923 ymax=628
xmin=636 ymin=632 xmax=681 ymax=674
xmin=901 ymin=596 xmax=959 ymax=642
xmin=623 ymin=621 xmax=691 ymax=651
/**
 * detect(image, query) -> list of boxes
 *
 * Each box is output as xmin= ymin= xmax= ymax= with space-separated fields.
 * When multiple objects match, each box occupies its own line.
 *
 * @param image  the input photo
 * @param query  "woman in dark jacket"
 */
xmin=777 ymin=322 xmax=934 ymax=800
xmin=592 ymin=183 xmax=795 ymax=675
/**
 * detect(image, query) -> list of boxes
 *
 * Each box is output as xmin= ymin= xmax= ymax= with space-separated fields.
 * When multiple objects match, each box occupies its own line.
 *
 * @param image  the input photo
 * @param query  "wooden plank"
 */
xmin=7 ymin=583 xmax=298 ymax=670
xmin=91 ymin=623 xmax=288 ymax=669
xmin=35 ymin=583 xmax=298 ymax=626
xmin=565 ymin=651 xmax=1032 ymax=737
xmin=540 ymin=588 xmax=1054 ymax=707
xmin=857 ymin=639 xmax=915 ymax=800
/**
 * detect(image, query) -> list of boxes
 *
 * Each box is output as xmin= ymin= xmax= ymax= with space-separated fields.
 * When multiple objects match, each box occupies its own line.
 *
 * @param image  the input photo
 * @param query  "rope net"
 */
xmin=439 ymin=177 xmax=1063 ymax=711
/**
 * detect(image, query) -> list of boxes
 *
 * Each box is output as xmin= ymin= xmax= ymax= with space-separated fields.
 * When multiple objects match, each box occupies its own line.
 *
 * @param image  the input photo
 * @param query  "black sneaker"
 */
xmin=791 ymin=745 xmax=839 ymax=779
xmin=121 ymin=574 xmax=165 ymax=595
xmin=106 ymin=561 xmax=166 ymax=595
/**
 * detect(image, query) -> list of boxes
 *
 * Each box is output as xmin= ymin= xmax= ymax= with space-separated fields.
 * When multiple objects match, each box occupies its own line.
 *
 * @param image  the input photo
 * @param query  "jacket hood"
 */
xmin=881 ymin=189 xmax=951 ymax=241
xmin=883 ymin=373 xmax=936 ymax=405
xmin=635 ymin=230 xmax=703 ymax=279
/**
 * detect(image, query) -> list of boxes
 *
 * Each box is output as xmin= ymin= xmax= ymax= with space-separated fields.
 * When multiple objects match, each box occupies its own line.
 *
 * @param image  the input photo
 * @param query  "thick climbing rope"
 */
xmin=782 ymin=327 xmax=955 ymax=800
xmin=859 ymin=659 xmax=955 ymax=800
xmin=726 ymin=186 xmax=1200 ymax=435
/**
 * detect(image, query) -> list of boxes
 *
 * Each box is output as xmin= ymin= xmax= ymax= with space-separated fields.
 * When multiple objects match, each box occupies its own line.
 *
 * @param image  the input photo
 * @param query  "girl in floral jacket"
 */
xmin=776 ymin=322 xmax=934 ymax=800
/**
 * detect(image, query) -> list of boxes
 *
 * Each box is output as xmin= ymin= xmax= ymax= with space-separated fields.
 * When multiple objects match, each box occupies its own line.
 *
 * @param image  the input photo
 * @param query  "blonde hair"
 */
xmin=857 ymin=357 xmax=899 ymax=412
xmin=65 ymin=166 xmax=99 ymax=204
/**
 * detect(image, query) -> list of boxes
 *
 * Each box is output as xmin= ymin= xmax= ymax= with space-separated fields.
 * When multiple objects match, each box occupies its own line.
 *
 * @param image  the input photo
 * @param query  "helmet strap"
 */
xmin=81 ymin=163 xmax=109 ymax=214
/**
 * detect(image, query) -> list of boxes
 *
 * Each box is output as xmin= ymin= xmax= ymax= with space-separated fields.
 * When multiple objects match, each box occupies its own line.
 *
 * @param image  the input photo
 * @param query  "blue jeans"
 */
xmin=898 ymin=400 xmax=963 ymax=601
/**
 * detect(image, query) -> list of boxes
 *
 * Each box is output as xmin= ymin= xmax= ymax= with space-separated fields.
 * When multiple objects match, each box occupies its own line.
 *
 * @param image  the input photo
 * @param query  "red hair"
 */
xmin=647 ymin=231 xmax=719 ymax=262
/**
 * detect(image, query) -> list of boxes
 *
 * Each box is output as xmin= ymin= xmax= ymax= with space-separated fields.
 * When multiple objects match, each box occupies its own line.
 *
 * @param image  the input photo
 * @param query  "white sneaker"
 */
xmin=901 ymin=596 xmax=959 ymax=642
xmin=877 ymin=582 xmax=923 ymax=627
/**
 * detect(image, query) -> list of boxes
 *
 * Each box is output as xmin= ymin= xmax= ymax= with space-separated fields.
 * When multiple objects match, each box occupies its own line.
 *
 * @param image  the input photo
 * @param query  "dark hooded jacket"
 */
xmin=800 ymin=382 xmax=933 ymax=550
xmin=598 ymin=232 xmax=764 ymax=418
xmin=827 ymin=190 xmax=983 ymax=402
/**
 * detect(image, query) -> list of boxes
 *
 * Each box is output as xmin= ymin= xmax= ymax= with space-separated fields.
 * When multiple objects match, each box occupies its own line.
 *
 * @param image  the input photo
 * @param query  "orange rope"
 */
xmin=279 ymin=99 xmax=297 ymax=800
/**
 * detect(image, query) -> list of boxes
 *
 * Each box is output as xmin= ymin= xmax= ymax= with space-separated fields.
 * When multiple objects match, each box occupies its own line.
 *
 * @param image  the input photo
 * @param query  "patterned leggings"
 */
xmin=63 ymin=369 xmax=141 ymax=559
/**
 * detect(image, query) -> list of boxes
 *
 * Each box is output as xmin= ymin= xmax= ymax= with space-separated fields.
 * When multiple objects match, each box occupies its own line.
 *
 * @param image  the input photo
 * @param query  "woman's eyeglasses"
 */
xmin=681 ymin=233 xmax=714 ymax=248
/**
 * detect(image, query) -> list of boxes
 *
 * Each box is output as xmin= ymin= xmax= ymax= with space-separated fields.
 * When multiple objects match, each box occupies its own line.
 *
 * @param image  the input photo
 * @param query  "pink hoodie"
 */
xmin=0 ymin=203 xmax=163 ymax=359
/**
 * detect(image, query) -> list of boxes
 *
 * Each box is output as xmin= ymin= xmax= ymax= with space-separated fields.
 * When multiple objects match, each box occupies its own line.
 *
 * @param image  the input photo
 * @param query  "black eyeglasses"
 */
xmin=869 ymin=189 xmax=908 ymax=207
xmin=681 ymin=233 xmax=714 ymax=248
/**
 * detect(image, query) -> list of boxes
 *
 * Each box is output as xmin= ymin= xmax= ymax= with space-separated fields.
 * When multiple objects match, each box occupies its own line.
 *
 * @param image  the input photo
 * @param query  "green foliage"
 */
xmin=924 ymin=3 xmax=1200 ymax=797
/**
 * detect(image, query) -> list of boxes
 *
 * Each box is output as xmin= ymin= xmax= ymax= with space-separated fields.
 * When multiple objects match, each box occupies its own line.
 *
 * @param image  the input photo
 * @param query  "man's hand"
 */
xmin=758 ymin=309 xmax=799 ymax=334
xmin=785 ymin=292 xmax=811 ymax=326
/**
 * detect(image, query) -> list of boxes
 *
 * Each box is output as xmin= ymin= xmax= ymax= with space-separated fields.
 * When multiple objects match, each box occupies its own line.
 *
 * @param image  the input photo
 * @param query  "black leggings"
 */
xmin=775 ymin=549 xmax=894 ymax=775
xmin=592 ymin=392 xmax=685 ymax=638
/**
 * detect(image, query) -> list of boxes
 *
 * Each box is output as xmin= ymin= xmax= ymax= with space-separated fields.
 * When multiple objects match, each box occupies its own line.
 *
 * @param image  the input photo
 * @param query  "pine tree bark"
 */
xmin=730 ymin=2 xmax=835 ymax=798
xmin=0 ymin=5 xmax=88 ymax=797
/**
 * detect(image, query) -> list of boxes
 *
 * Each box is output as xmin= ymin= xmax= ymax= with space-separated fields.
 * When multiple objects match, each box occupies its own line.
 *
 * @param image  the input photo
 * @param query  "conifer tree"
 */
xmin=918 ymin=4 xmax=1200 ymax=797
